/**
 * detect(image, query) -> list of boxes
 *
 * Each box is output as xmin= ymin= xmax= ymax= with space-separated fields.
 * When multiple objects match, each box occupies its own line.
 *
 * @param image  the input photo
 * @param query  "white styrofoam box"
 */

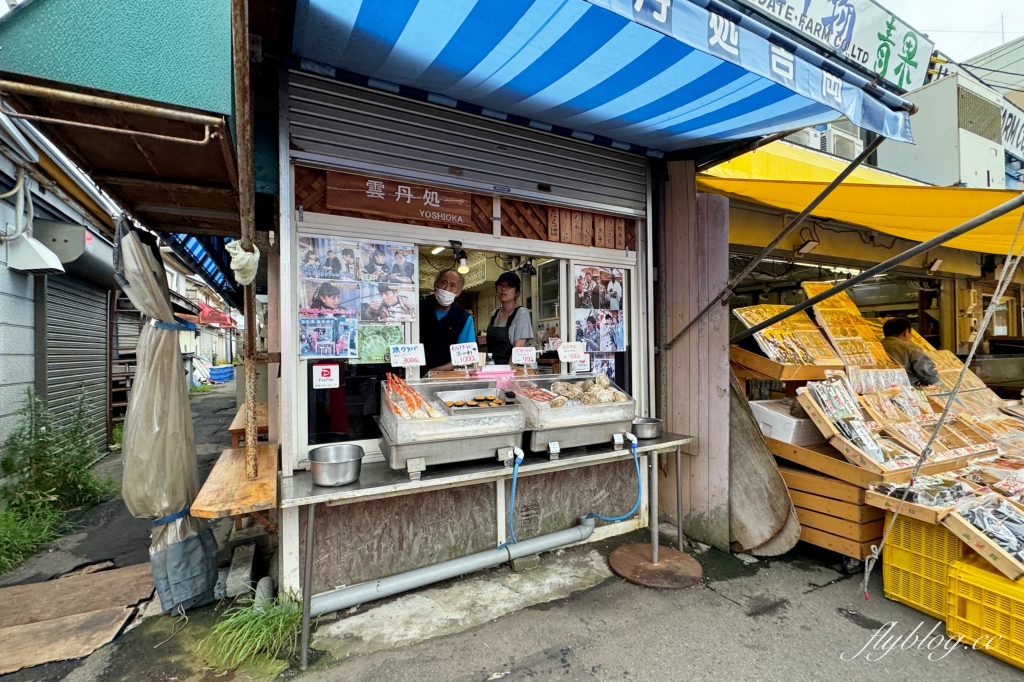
xmin=749 ymin=399 xmax=826 ymax=447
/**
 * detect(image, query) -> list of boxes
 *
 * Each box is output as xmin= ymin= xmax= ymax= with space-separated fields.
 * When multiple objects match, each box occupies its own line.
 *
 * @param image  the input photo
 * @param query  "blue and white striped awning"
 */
xmin=292 ymin=0 xmax=914 ymax=154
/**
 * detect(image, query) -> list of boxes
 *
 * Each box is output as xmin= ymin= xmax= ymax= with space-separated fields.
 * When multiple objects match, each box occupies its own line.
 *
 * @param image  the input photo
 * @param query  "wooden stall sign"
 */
xmin=581 ymin=212 xmax=593 ymax=246
xmin=615 ymin=218 xmax=626 ymax=250
xmin=547 ymin=209 xmax=560 ymax=241
xmin=560 ymin=209 xmax=572 ymax=243
xmin=571 ymin=211 xmax=583 ymax=245
xmin=325 ymin=171 xmax=472 ymax=225
xmin=594 ymin=215 xmax=606 ymax=248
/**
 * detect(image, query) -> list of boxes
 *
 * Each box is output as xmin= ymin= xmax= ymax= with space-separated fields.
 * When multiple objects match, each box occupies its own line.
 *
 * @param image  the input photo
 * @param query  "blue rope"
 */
xmin=587 ymin=443 xmax=642 ymax=522
xmin=499 ymin=456 xmax=523 ymax=549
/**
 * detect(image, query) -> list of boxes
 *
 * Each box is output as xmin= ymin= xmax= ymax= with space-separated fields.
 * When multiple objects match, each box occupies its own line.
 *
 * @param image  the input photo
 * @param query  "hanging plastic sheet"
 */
xmin=114 ymin=217 xmax=216 ymax=612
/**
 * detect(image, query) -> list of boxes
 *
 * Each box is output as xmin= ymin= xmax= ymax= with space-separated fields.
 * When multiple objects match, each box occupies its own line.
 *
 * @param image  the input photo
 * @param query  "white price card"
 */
xmin=557 ymin=342 xmax=585 ymax=363
xmin=390 ymin=343 xmax=426 ymax=368
xmin=574 ymin=354 xmax=592 ymax=372
xmin=511 ymin=346 xmax=536 ymax=365
xmin=450 ymin=342 xmax=479 ymax=367
xmin=312 ymin=364 xmax=340 ymax=389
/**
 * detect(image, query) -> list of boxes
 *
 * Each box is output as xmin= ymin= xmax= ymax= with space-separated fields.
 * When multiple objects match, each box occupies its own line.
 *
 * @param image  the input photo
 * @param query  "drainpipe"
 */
xmin=308 ymin=516 xmax=596 ymax=618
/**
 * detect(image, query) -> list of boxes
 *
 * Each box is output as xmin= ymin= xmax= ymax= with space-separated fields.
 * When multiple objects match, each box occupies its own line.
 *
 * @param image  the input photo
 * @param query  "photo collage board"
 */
xmin=572 ymin=264 xmax=626 ymax=384
xmin=298 ymin=235 xmax=417 ymax=360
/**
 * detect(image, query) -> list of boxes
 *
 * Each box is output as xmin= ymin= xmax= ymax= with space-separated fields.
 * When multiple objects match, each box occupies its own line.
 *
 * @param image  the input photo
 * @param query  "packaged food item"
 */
xmin=955 ymin=493 xmax=1024 ymax=562
xmin=874 ymin=476 xmax=975 ymax=507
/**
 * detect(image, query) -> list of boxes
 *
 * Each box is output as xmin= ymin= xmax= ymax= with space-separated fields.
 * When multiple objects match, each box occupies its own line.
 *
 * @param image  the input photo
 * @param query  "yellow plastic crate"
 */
xmin=882 ymin=512 xmax=963 ymax=620
xmin=946 ymin=557 xmax=1024 ymax=670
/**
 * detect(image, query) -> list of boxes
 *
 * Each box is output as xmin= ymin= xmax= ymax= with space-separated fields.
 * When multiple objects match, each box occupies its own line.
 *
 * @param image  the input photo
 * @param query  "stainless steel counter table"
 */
xmin=292 ymin=431 xmax=695 ymax=669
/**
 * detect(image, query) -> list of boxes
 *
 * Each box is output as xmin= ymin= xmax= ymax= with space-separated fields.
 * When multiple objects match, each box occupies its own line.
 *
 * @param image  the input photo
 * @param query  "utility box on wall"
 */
xmin=877 ymin=73 xmax=1005 ymax=188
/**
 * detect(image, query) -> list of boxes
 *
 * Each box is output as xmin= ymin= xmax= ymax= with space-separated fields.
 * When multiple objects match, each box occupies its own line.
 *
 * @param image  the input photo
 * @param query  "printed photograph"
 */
xmin=298 ymin=313 xmax=358 ymax=359
xmin=358 ymin=282 xmax=417 ymax=322
xmin=298 ymin=236 xmax=361 ymax=280
xmin=592 ymin=352 xmax=616 ymax=385
xmin=299 ymin=279 xmax=360 ymax=314
xmin=574 ymin=309 xmax=602 ymax=353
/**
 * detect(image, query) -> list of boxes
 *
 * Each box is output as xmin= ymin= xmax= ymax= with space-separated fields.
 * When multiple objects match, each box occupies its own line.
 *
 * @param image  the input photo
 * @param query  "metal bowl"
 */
xmin=632 ymin=417 xmax=663 ymax=440
xmin=309 ymin=443 xmax=364 ymax=487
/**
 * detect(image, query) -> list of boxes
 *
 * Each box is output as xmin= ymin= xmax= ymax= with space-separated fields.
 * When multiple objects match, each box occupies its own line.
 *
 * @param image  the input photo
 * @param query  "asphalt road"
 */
xmin=295 ymin=536 xmax=1021 ymax=682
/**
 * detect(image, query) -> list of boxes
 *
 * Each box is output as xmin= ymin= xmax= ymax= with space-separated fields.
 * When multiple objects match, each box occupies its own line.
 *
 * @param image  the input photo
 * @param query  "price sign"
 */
xmin=574 ymin=354 xmax=592 ymax=372
xmin=390 ymin=343 xmax=426 ymax=368
xmin=557 ymin=342 xmax=585 ymax=363
xmin=511 ymin=347 xmax=536 ymax=366
xmin=450 ymin=342 xmax=479 ymax=367
xmin=312 ymin=364 xmax=340 ymax=389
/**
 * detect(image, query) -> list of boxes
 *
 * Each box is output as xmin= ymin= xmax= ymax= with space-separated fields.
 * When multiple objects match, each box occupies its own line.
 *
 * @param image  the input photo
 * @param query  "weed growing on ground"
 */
xmin=199 ymin=591 xmax=302 ymax=669
xmin=0 ymin=493 xmax=66 ymax=573
xmin=111 ymin=422 xmax=124 ymax=446
xmin=191 ymin=384 xmax=213 ymax=393
xmin=0 ymin=388 xmax=114 ymax=573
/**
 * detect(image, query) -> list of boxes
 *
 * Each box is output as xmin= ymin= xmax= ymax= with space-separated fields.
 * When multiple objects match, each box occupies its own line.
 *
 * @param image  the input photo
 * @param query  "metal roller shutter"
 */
xmin=46 ymin=275 xmax=109 ymax=449
xmin=287 ymin=70 xmax=647 ymax=214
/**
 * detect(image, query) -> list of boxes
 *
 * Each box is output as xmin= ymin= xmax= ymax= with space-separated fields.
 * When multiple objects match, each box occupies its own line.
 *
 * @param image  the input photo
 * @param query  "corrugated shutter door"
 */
xmin=46 ymin=275 xmax=108 ymax=449
xmin=288 ymin=71 xmax=647 ymax=213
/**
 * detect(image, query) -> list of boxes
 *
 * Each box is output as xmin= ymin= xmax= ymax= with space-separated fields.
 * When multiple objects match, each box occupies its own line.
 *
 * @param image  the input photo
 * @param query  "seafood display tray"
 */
xmin=528 ymin=420 xmax=634 ymax=451
xmin=434 ymin=389 xmax=519 ymax=417
xmin=379 ymin=379 xmax=525 ymax=444
xmin=378 ymin=423 xmax=523 ymax=471
xmin=513 ymin=374 xmax=636 ymax=431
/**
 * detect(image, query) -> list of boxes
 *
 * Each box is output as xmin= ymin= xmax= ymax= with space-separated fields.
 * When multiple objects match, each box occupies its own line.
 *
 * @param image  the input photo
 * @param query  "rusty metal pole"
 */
xmin=232 ymin=0 xmax=258 ymax=478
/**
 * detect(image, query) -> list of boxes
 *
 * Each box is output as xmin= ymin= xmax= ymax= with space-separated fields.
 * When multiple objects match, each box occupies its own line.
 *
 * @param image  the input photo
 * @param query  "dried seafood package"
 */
xmin=874 ymin=476 xmax=974 ymax=507
xmin=955 ymin=494 xmax=1024 ymax=562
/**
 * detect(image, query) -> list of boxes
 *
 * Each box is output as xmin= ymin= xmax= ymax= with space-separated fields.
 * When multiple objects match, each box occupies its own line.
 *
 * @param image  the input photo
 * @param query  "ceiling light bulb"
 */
xmin=430 ymin=246 xmax=445 ymax=255
xmin=457 ymin=257 xmax=469 ymax=274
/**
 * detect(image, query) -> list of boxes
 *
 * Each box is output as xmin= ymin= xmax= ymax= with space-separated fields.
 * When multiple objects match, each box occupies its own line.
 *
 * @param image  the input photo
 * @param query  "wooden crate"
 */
xmin=779 ymin=465 xmax=883 ymax=560
xmin=729 ymin=347 xmax=842 ymax=381
xmin=864 ymin=489 xmax=953 ymax=526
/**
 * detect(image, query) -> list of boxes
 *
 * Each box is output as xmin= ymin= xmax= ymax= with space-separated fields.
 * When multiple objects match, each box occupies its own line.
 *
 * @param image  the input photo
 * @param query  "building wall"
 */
xmin=876 ymin=77 xmax=960 ymax=186
xmin=0 ymin=238 xmax=34 ymax=448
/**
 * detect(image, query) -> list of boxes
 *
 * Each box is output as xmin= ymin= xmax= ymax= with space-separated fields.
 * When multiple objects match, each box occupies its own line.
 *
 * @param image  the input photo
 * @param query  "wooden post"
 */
xmin=232 ymin=0 xmax=258 ymax=479
xmin=661 ymin=160 xmax=730 ymax=550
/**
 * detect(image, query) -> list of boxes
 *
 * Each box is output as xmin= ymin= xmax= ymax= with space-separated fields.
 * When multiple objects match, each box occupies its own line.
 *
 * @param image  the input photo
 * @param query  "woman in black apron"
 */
xmin=480 ymin=271 xmax=534 ymax=364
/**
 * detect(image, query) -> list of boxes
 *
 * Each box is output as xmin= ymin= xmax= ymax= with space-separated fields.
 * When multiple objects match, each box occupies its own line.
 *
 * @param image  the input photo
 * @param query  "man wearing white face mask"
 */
xmin=419 ymin=268 xmax=475 ymax=373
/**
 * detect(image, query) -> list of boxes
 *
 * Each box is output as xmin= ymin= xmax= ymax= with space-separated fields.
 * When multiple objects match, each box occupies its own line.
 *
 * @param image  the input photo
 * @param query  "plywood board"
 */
xmin=749 ymin=503 xmax=801 ymax=556
xmin=789 ymin=490 xmax=884 ymax=522
xmin=729 ymin=374 xmax=790 ymax=550
xmin=730 ymin=347 xmax=841 ymax=381
xmin=191 ymin=445 xmax=278 ymax=519
xmin=778 ymin=467 xmax=865 ymax=504
xmin=794 ymin=507 xmax=884 ymax=541
xmin=0 ymin=607 xmax=133 ymax=675
xmin=0 ymin=563 xmax=152 ymax=629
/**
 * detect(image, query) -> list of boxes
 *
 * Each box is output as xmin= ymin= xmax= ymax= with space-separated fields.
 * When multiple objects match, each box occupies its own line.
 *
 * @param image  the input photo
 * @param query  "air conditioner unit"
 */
xmin=784 ymin=128 xmax=823 ymax=150
xmin=823 ymin=127 xmax=864 ymax=160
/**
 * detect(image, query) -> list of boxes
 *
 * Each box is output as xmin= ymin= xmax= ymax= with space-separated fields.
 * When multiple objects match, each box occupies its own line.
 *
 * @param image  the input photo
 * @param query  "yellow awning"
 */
xmin=696 ymin=175 xmax=1024 ymax=255
xmin=705 ymin=141 xmax=923 ymax=186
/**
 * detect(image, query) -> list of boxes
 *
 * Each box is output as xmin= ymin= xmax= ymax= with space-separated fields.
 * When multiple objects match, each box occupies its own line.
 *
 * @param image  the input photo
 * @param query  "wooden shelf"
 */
xmin=191 ymin=445 xmax=278 ymax=519
xmin=228 ymin=402 xmax=269 ymax=448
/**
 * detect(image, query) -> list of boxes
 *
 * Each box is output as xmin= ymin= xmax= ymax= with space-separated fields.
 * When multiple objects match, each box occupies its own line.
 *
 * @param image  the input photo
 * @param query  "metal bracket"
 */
xmin=547 ymin=441 xmax=561 ymax=460
xmin=497 ymin=447 xmax=515 ymax=467
xmin=406 ymin=457 xmax=426 ymax=481
xmin=613 ymin=433 xmax=625 ymax=450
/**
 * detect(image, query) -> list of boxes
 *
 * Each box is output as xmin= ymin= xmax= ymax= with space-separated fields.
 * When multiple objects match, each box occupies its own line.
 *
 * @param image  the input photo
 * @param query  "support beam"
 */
xmin=232 ymin=0 xmax=259 ymax=479
xmin=93 ymin=174 xmax=236 ymax=195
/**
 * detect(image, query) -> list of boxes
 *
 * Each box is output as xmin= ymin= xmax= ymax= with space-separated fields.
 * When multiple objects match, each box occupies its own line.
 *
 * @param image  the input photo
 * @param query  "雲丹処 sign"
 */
xmin=326 ymin=171 xmax=472 ymax=226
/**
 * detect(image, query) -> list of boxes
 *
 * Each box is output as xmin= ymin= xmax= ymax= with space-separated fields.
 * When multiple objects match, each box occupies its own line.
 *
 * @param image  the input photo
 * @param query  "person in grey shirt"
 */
xmin=880 ymin=317 xmax=940 ymax=386
xmin=479 ymin=271 xmax=534 ymax=364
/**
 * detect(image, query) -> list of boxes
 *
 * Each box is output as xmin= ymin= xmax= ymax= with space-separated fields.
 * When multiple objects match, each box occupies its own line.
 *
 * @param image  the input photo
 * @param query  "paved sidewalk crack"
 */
xmin=704 ymin=582 xmax=744 ymax=608
xmin=803 ymin=573 xmax=854 ymax=595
